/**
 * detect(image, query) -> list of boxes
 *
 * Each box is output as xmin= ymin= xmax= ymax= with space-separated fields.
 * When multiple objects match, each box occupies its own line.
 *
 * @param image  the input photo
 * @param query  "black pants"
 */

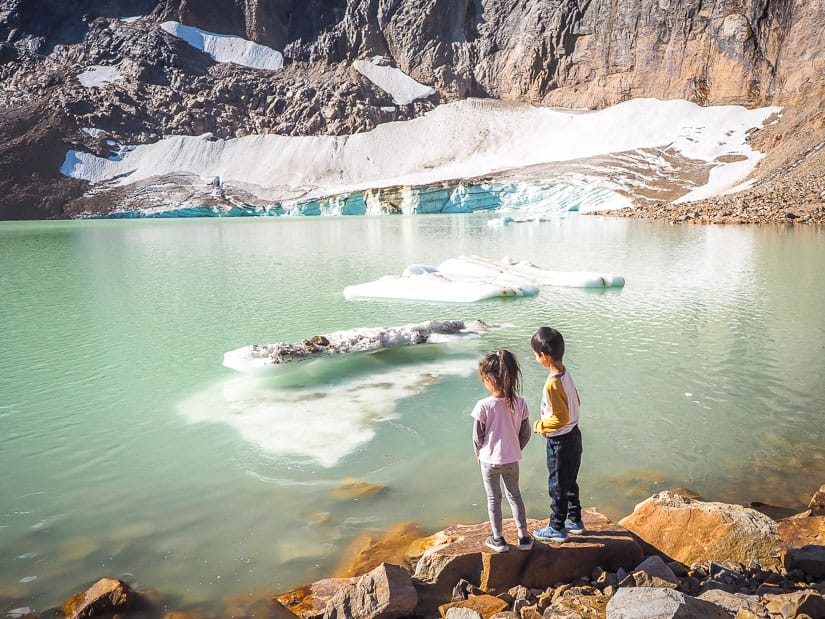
xmin=545 ymin=425 xmax=582 ymax=530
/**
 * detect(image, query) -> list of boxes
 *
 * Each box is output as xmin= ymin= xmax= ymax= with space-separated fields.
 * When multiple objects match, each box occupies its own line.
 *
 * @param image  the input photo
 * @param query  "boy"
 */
xmin=530 ymin=327 xmax=584 ymax=543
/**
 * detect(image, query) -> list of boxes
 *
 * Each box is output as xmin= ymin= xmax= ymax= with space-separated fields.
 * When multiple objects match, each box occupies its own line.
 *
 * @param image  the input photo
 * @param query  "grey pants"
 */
xmin=480 ymin=461 xmax=528 ymax=539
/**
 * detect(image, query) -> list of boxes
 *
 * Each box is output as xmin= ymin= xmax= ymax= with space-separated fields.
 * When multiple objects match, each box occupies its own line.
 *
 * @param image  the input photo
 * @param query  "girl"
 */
xmin=471 ymin=349 xmax=533 ymax=552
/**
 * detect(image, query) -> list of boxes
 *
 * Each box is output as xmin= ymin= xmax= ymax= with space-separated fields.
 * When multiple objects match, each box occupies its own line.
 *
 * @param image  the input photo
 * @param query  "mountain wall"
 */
xmin=1 ymin=0 xmax=824 ymax=218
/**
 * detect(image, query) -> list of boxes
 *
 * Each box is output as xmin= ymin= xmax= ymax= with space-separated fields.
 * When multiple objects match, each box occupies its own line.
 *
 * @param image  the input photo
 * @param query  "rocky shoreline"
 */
xmin=14 ymin=484 xmax=825 ymax=619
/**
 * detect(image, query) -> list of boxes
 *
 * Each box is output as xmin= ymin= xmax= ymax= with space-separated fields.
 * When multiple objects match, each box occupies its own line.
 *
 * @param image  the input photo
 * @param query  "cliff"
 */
xmin=1 ymin=0 xmax=824 ymax=218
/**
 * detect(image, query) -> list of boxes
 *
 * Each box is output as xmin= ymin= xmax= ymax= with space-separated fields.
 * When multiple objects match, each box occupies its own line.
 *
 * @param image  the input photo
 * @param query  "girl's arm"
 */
xmin=518 ymin=417 xmax=531 ymax=450
xmin=472 ymin=418 xmax=486 ymax=456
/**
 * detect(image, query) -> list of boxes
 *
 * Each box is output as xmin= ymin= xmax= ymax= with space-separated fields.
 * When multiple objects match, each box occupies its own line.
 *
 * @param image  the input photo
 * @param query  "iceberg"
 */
xmin=223 ymin=319 xmax=490 ymax=373
xmin=343 ymin=255 xmax=624 ymax=303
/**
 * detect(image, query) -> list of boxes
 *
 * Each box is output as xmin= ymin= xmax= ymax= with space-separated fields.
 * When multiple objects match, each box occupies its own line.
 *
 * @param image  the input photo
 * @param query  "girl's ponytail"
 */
xmin=479 ymin=349 xmax=522 ymax=413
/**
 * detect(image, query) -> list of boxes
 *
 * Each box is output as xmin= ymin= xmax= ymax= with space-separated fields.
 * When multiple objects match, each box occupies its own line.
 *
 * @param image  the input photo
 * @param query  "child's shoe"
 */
xmin=517 ymin=535 xmax=534 ymax=551
xmin=564 ymin=518 xmax=586 ymax=535
xmin=532 ymin=525 xmax=568 ymax=543
xmin=484 ymin=535 xmax=509 ymax=552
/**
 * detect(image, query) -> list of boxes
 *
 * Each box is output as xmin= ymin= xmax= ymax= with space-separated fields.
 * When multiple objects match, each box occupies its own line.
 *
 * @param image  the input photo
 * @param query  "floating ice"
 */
xmin=441 ymin=255 xmax=626 ymax=288
xmin=159 ymin=21 xmax=283 ymax=71
xmin=344 ymin=256 xmax=624 ymax=302
xmin=353 ymin=58 xmax=436 ymax=105
xmin=180 ymin=359 xmax=475 ymax=467
xmin=223 ymin=319 xmax=490 ymax=373
xmin=77 ymin=65 xmax=122 ymax=88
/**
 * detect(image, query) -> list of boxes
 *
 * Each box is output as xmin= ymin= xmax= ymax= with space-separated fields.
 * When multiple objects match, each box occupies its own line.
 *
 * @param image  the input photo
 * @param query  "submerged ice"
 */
xmin=180 ymin=358 xmax=475 ymax=467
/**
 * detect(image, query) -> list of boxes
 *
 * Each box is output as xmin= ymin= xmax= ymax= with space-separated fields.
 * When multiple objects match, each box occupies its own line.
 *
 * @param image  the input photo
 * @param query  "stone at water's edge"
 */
xmin=323 ymin=563 xmax=417 ymax=619
xmin=276 ymin=578 xmax=357 ymax=619
xmin=618 ymin=490 xmax=784 ymax=567
xmin=62 ymin=578 xmax=132 ymax=619
xmin=413 ymin=509 xmax=643 ymax=612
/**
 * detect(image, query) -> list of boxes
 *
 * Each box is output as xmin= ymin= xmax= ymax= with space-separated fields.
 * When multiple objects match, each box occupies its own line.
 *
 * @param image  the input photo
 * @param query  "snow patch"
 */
xmin=353 ymin=58 xmax=436 ymax=105
xmin=159 ymin=21 xmax=283 ymax=71
xmin=77 ymin=65 xmax=122 ymax=88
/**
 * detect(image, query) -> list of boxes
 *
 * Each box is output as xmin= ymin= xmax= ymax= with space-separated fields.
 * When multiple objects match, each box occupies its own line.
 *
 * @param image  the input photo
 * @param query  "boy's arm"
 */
xmin=533 ymin=382 xmax=570 ymax=434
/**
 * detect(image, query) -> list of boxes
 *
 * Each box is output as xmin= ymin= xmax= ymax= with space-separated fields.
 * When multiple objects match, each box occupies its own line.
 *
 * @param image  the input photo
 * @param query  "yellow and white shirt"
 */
xmin=533 ymin=369 xmax=580 ymax=437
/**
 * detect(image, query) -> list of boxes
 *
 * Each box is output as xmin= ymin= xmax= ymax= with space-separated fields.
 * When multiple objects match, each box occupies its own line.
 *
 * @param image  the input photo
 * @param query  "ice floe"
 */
xmin=77 ymin=65 xmax=122 ymax=88
xmin=159 ymin=21 xmax=283 ymax=71
xmin=223 ymin=319 xmax=490 ymax=373
xmin=353 ymin=57 xmax=436 ymax=105
xmin=344 ymin=255 xmax=624 ymax=302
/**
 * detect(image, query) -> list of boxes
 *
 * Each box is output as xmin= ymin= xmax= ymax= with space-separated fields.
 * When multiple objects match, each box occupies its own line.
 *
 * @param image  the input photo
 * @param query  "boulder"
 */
xmin=619 ymin=490 xmax=784 ymax=567
xmin=697 ymin=589 xmax=765 ymax=617
xmin=605 ymin=587 xmax=730 ymax=619
xmin=782 ymin=544 xmax=825 ymax=580
xmin=438 ymin=595 xmax=508 ymax=619
xmin=777 ymin=515 xmax=825 ymax=553
xmin=323 ymin=563 xmax=417 ymax=619
xmin=276 ymin=578 xmax=357 ymax=619
xmin=621 ymin=555 xmax=679 ymax=588
xmin=62 ymin=578 xmax=133 ymax=619
xmin=763 ymin=590 xmax=825 ymax=618
xmin=413 ymin=510 xmax=643 ymax=612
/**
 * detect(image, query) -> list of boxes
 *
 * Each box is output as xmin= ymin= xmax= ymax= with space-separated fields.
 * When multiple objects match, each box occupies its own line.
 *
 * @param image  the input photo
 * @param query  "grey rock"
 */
xmin=606 ymin=587 xmax=730 ymax=619
xmin=445 ymin=608 xmax=483 ymax=619
xmin=784 ymin=545 xmax=825 ymax=580
xmin=697 ymin=589 xmax=765 ymax=616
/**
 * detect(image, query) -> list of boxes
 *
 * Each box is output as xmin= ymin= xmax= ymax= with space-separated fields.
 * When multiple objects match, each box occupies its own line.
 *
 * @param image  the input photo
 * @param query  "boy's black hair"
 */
xmin=531 ymin=327 xmax=565 ymax=361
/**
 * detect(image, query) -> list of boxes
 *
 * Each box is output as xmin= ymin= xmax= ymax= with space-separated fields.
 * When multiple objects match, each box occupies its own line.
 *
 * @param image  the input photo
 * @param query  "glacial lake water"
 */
xmin=1 ymin=214 xmax=824 ymax=612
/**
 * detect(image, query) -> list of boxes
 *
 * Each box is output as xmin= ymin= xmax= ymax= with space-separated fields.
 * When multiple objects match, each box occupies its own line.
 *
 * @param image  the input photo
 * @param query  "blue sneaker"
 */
xmin=532 ymin=525 xmax=567 ymax=543
xmin=564 ymin=519 xmax=586 ymax=535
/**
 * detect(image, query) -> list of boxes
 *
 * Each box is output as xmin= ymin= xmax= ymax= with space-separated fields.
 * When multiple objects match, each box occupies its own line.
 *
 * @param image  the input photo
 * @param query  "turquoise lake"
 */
xmin=1 ymin=214 xmax=824 ymax=612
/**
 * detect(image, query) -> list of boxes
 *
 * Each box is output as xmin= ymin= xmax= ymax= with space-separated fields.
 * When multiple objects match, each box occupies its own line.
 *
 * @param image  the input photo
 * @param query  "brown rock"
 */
xmin=808 ymin=484 xmax=825 ymax=516
xmin=413 ymin=510 xmax=643 ymax=612
xmin=777 ymin=515 xmax=825 ymax=551
xmin=697 ymin=589 xmax=765 ymax=617
xmin=336 ymin=522 xmax=424 ymax=577
xmin=546 ymin=587 xmax=609 ymax=618
xmin=62 ymin=578 xmax=133 ymax=619
xmin=619 ymin=490 xmax=784 ymax=567
xmin=331 ymin=478 xmax=386 ymax=501
xmin=439 ymin=595 xmax=508 ymax=619
xmin=276 ymin=578 xmax=357 ymax=619
xmin=323 ymin=563 xmax=417 ymax=619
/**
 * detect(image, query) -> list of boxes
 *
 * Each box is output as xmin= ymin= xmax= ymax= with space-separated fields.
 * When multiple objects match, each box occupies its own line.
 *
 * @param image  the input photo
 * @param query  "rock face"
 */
xmin=2 ymin=0 xmax=825 ymax=218
xmin=413 ymin=510 xmax=644 ymax=612
xmin=619 ymin=490 xmax=785 ymax=568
